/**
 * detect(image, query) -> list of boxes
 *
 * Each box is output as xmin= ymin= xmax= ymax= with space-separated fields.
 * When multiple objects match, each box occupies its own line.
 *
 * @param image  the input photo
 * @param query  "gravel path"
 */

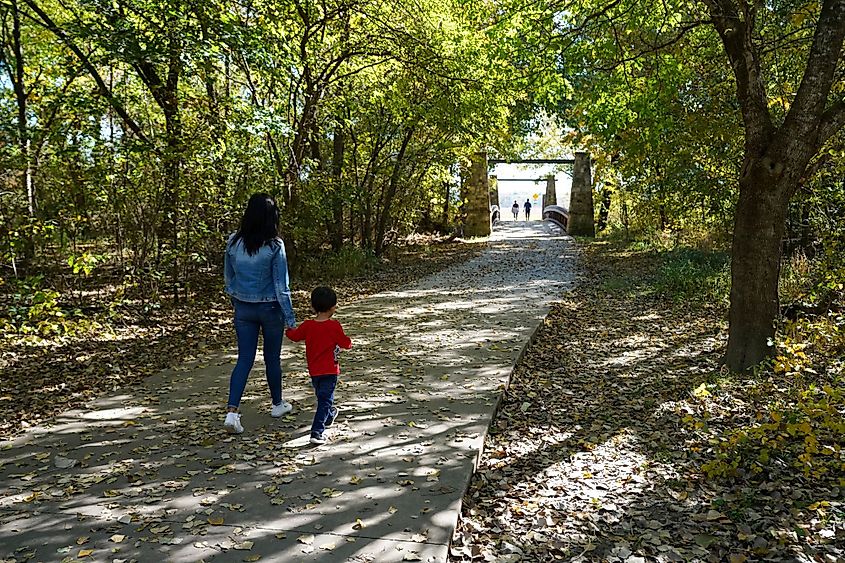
xmin=0 ymin=221 xmax=576 ymax=562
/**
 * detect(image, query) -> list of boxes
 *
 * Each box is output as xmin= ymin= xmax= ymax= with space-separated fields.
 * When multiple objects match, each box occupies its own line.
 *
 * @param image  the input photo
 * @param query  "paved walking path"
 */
xmin=0 ymin=222 xmax=576 ymax=562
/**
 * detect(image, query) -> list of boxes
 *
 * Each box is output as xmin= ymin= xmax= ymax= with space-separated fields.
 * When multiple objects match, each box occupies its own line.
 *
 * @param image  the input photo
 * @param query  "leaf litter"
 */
xmin=451 ymin=242 xmax=844 ymax=562
xmin=0 ymin=241 xmax=483 ymax=439
xmin=0 ymin=241 xmax=483 ymax=560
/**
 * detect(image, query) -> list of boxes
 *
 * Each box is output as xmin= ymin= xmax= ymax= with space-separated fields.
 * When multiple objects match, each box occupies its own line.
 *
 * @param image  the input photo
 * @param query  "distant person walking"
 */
xmin=524 ymin=199 xmax=532 ymax=221
xmin=511 ymin=201 xmax=519 ymax=221
xmin=223 ymin=193 xmax=296 ymax=434
xmin=286 ymin=286 xmax=353 ymax=445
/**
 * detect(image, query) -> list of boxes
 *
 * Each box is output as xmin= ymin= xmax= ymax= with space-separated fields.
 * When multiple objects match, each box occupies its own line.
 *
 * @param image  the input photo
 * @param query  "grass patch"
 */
xmin=652 ymin=248 xmax=730 ymax=304
xmin=298 ymin=246 xmax=382 ymax=281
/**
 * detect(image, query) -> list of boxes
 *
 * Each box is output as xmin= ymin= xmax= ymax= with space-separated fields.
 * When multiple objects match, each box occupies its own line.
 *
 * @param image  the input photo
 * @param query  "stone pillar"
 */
xmin=544 ymin=175 xmax=556 ymax=207
xmin=463 ymin=152 xmax=491 ymax=237
xmin=568 ymin=152 xmax=595 ymax=236
xmin=489 ymin=175 xmax=500 ymax=209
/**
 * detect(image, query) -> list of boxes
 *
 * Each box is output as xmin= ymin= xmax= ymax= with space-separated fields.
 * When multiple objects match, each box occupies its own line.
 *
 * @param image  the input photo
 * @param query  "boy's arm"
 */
xmin=336 ymin=323 xmax=352 ymax=349
xmin=286 ymin=323 xmax=305 ymax=341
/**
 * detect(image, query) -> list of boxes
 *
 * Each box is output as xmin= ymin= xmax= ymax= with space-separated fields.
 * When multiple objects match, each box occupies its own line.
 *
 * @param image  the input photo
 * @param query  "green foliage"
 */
xmin=687 ymin=311 xmax=845 ymax=483
xmin=0 ymin=0 xmax=531 ymax=308
xmin=67 ymin=252 xmax=103 ymax=276
xmin=298 ymin=247 xmax=382 ymax=282
xmin=0 ymin=276 xmax=99 ymax=337
xmin=653 ymin=249 xmax=730 ymax=304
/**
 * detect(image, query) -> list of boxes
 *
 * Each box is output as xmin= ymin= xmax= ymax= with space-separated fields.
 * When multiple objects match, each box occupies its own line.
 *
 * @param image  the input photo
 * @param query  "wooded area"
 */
xmin=2 ymin=0 xmax=844 ymax=558
xmin=1 ymin=0 xmax=517 ymax=302
xmin=3 ymin=0 xmax=843 ymax=372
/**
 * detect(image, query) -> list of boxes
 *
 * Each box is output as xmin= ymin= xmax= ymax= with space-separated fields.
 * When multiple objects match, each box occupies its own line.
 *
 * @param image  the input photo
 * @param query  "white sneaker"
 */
xmin=271 ymin=400 xmax=293 ymax=418
xmin=224 ymin=412 xmax=244 ymax=434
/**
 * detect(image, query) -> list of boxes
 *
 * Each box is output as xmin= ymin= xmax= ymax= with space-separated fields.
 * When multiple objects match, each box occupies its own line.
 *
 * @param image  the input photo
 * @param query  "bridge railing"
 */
xmin=543 ymin=205 xmax=569 ymax=231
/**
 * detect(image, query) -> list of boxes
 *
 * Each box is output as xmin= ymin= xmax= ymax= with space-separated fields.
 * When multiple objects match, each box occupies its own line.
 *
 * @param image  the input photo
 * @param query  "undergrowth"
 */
xmin=602 ymin=237 xmax=844 ymax=486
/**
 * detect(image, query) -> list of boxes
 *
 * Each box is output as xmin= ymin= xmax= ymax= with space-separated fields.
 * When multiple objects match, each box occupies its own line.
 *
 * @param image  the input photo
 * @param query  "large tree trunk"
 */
xmin=724 ymin=163 xmax=791 ymax=370
xmin=704 ymin=0 xmax=845 ymax=370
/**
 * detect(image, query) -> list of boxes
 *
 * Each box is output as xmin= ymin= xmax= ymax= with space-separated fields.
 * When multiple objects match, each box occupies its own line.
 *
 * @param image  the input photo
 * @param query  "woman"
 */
xmin=223 ymin=193 xmax=296 ymax=434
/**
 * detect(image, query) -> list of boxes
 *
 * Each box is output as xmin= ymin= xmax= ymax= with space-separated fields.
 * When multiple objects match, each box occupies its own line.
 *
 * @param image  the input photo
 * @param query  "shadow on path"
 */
xmin=0 ymin=222 xmax=575 ymax=562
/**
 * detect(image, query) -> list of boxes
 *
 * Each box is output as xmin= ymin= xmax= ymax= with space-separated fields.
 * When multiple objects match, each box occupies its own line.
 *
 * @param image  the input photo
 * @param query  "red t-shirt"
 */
xmin=285 ymin=319 xmax=352 ymax=376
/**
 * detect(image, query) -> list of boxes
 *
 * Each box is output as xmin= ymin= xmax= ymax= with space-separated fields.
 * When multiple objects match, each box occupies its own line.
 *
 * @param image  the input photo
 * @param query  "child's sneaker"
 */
xmin=271 ymin=400 xmax=293 ymax=418
xmin=224 ymin=412 xmax=244 ymax=434
xmin=325 ymin=407 xmax=339 ymax=427
xmin=310 ymin=432 xmax=327 ymax=445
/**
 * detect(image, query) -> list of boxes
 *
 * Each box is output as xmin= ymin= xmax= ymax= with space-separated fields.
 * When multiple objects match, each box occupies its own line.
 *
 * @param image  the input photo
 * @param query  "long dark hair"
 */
xmin=232 ymin=193 xmax=279 ymax=256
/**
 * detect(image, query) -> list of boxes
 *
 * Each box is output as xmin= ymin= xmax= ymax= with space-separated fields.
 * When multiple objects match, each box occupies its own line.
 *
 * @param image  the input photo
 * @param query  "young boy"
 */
xmin=285 ymin=286 xmax=352 ymax=445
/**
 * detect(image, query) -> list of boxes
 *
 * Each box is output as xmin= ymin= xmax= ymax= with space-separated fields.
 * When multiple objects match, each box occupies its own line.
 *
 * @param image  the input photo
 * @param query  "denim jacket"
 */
xmin=224 ymin=234 xmax=296 ymax=328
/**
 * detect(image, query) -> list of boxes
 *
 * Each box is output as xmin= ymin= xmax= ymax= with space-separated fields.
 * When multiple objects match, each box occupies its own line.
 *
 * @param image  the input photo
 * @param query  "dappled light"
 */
xmin=453 ymin=242 xmax=844 ymax=562
xmin=0 ymin=223 xmax=575 ymax=561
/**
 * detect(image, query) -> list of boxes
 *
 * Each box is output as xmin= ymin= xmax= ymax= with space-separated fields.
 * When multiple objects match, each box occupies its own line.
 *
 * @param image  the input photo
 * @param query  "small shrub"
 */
xmin=653 ymin=249 xmax=730 ymax=304
xmin=299 ymin=247 xmax=382 ymax=281
xmin=0 ymin=276 xmax=99 ymax=337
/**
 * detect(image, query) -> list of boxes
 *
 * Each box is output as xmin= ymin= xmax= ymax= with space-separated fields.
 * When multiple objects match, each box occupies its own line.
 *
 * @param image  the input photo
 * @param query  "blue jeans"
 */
xmin=227 ymin=300 xmax=284 ymax=409
xmin=310 ymin=375 xmax=337 ymax=435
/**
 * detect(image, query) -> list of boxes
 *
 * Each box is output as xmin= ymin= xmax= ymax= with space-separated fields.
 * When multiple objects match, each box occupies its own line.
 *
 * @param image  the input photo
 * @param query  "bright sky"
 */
xmin=491 ymin=163 xmax=572 ymax=219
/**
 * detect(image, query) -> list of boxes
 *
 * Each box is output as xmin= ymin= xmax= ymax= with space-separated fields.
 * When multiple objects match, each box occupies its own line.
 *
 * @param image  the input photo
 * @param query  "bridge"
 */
xmin=461 ymin=153 xmax=596 ymax=238
xmin=542 ymin=205 xmax=570 ymax=231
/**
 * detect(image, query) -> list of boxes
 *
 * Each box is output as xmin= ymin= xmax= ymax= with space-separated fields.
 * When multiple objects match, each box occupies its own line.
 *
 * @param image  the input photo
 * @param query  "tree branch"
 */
xmin=816 ymin=99 xmax=845 ymax=148
xmin=18 ymin=0 xmax=154 ymax=149
xmin=701 ymin=0 xmax=774 ymax=146
xmin=783 ymin=0 xmax=845 ymax=139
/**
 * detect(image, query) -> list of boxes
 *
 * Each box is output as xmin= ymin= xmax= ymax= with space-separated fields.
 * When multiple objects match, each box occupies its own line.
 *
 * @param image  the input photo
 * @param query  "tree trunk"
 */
xmin=704 ymin=0 xmax=845 ymax=370
xmin=658 ymin=204 xmax=668 ymax=231
xmin=723 ymin=162 xmax=791 ymax=371
xmin=597 ymin=188 xmax=611 ymax=231
xmin=375 ymin=127 xmax=414 ymax=256
xmin=6 ymin=0 xmax=34 ymax=261
xmin=162 ymin=104 xmax=182 ymax=299
xmin=442 ymin=181 xmax=450 ymax=226
xmin=329 ymin=128 xmax=345 ymax=251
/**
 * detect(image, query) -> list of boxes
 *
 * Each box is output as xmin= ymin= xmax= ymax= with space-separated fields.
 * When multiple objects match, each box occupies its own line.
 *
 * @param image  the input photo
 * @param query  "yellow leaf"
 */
xmin=78 ymin=549 xmax=94 ymax=557
xmin=692 ymin=383 xmax=710 ymax=398
xmin=208 ymin=516 xmax=225 ymax=526
xmin=352 ymin=518 xmax=365 ymax=530
xmin=76 ymin=536 xmax=89 ymax=545
xmin=233 ymin=541 xmax=254 ymax=550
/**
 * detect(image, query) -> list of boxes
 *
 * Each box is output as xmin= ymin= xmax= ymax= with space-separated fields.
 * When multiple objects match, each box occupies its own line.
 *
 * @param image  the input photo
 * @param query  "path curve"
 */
xmin=0 ymin=221 xmax=576 ymax=562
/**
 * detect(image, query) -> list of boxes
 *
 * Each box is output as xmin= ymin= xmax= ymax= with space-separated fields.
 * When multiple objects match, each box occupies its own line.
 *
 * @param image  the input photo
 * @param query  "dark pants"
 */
xmin=227 ymin=300 xmax=284 ymax=409
xmin=310 ymin=375 xmax=337 ymax=435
